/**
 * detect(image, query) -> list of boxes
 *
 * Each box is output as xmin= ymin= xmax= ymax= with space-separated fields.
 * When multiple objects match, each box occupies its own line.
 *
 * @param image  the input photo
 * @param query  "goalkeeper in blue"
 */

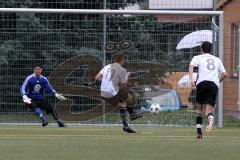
xmin=20 ymin=64 xmax=67 ymax=127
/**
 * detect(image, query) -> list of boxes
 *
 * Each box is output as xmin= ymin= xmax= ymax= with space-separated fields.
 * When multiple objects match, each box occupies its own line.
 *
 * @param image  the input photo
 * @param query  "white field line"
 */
xmin=0 ymin=134 xmax=240 ymax=140
xmin=0 ymin=127 xmax=240 ymax=133
xmin=0 ymin=123 xmax=193 ymax=127
xmin=0 ymin=136 xmax=239 ymax=141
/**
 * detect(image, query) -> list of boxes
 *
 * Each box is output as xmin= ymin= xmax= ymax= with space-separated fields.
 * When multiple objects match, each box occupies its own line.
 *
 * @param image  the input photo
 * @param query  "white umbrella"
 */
xmin=178 ymin=73 xmax=197 ymax=88
xmin=176 ymin=30 xmax=212 ymax=50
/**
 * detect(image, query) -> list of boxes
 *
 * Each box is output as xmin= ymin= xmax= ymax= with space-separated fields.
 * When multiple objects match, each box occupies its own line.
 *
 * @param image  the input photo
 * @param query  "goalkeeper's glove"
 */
xmin=23 ymin=95 xmax=31 ymax=104
xmin=55 ymin=93 xmax=67 ymax=101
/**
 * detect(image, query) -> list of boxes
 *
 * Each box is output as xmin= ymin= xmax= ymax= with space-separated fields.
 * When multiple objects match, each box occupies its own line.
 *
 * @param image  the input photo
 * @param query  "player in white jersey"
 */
xmin=189 ymin=41 xmax=228 ymax=139
xmin=95 ymin=53 xmax=142 ymax=133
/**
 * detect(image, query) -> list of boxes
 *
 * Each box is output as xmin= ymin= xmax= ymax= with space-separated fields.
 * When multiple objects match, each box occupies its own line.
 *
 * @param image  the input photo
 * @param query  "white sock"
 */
xmin=208 ymin=115 xmax=214 ymax=127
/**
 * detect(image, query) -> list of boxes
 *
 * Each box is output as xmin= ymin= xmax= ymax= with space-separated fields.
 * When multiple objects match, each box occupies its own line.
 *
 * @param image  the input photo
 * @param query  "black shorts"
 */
xmin=196 ymin=81 xmax=218 ymax=107
xmin=25 ymin=99 xmax=54 ymax=113
xmin=103 ymin=88 xmax=129 ymax=107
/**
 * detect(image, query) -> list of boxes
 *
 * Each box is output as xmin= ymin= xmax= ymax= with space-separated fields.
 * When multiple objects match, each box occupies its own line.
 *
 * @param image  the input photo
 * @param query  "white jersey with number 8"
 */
xmin=100 ymin=63 xmax=128 ymax=98
xmin=190 ymin=53 xmax=226 ymax=87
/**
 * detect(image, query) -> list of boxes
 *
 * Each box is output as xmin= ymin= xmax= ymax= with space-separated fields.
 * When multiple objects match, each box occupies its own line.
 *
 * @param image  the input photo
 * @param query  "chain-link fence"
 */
xmin=0 ymin=8 xmax=225 ymax=127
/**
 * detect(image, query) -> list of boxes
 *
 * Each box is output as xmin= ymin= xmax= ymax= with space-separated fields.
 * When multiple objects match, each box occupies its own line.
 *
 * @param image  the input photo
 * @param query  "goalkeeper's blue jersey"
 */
xmin=20 ymin=74 xmax=56 ymax=100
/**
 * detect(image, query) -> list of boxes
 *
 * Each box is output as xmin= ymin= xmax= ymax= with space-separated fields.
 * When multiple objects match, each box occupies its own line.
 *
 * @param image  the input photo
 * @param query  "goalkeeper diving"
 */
xmin=20 ymin=64 xmax=67 ymax=127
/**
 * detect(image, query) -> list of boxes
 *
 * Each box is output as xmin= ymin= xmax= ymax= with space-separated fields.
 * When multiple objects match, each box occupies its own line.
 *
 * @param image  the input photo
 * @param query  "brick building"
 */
xmin=217 ymin=0 xmax=239 ymax=112
xmin=150 ymin=0 xmax=240 ymax=112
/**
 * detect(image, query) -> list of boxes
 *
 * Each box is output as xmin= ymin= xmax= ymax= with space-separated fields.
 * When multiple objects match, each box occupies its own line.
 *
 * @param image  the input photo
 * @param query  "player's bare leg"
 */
xmin=126 ymin=93 xmax=142 ymax=121
xmin=205 ymin=104 xmax=214 ymax=133
xmin=196 ymin=104 xmax=204 ymax=139
xmin=119 ymin=102 xmax=136 ymax=133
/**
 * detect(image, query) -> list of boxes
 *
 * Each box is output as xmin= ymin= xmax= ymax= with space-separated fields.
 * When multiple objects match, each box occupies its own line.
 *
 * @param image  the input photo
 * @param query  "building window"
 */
xmin=232 ymin=23 xmax=239 ymax=78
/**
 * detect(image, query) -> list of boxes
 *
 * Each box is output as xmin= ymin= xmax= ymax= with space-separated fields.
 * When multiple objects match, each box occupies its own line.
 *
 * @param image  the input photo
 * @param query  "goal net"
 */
xmin=0 ymin=8 xmax=224 ymax=127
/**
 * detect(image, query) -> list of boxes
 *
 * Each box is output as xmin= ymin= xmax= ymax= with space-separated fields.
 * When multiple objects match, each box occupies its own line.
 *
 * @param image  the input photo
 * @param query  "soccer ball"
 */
xmin=150 ymin=104 xmax=160 ymax=114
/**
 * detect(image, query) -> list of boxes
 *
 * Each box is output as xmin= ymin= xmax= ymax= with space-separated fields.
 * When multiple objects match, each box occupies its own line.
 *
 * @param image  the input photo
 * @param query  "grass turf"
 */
xmin=1 ymin=110 xmax=240 ymax=127
xmin=0 ymin=126 xmax=240 ymax=160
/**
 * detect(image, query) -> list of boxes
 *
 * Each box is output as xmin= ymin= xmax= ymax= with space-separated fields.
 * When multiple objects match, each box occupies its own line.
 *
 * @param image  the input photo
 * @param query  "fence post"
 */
xmin=218 ymin=12 xmax=224 ymax=128
xmin=102 ymin=0 xmax=107 ymax=125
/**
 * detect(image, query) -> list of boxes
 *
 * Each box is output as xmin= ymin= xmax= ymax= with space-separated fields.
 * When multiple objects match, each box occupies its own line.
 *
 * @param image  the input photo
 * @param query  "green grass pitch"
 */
xmin=0 ymin=125 xmax=240 ymax=160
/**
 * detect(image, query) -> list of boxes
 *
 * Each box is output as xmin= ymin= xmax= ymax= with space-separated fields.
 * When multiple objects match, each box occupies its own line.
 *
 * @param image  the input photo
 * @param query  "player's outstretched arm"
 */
xmin=189 ymin=56 xmax=199 ymax=90
xmin=55 ymin=93 xmax=67 ymax=101
xmin=20 ymin=76 xmax=32 ymax=104
xmin=95 ymin=72 xmax=103 ymax=81
xmin=219 ymin=72 xmax=228 ymax=83
xmin=189 ymin=65 xmax=196 ymax=90
xmin=218 ymin=60 xmax=228 ymax=83
xmin=43 ymin=77 xmax=67 ymax=101
xmin=22 ymin=95 xmax=32 ymax=104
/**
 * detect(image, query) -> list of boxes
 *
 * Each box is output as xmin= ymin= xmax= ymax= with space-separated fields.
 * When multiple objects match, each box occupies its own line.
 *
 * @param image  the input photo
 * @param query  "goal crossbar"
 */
xmin=0 ymin=8 xmax=223 ymax=15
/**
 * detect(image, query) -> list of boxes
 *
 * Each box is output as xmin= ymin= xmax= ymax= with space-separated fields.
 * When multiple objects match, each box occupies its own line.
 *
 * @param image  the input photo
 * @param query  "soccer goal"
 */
xmin=0 ymin=8 xmax=224 ymax=127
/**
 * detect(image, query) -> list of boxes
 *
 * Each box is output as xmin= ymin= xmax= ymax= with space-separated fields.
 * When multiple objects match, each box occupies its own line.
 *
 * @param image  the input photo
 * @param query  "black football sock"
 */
xmin=126 ymin=106 xmax=134 ymax=115
xmin=52 ymin=112 xmax=61 ymax=122
xmin=127 ymin=95 xmax=137 ymax=116
xmin=207 ymin=112 xmax=214 ymax=118
xmin=196 ymin=115 xmax=203 ymax=135
xmin=119 ymin=108 xmax=128 ymax=127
